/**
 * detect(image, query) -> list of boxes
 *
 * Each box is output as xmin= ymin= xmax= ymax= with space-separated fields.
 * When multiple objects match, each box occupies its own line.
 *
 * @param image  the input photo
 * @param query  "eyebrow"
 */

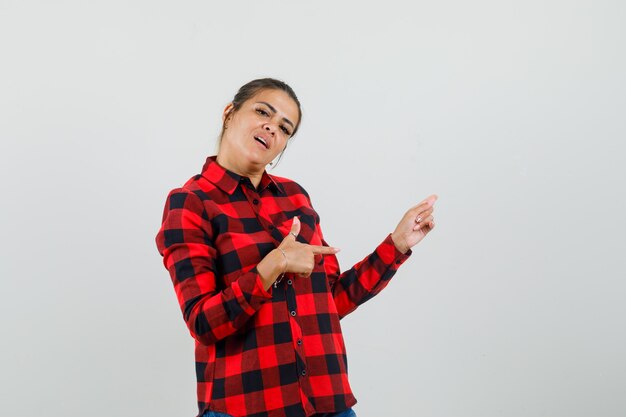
xmin=257 ymin=101 xmax=295 ymax=129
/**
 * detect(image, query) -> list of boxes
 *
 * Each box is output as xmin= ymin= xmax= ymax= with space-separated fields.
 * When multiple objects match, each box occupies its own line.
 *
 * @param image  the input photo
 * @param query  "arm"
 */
xmin=319 ymin=194 xmax=439 ymax=318
xmin=155 ymin=189 xmax=283 ymax=346
xmin=320 ymin=229 xmax=411 ymax=319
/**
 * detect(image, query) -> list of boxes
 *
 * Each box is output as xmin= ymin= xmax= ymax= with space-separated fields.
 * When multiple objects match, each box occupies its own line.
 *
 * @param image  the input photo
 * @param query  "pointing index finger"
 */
xmin=411 ymin=194 xmax=439 ymax=211
xmin=310 ymin=245 xmax=341 ymax=255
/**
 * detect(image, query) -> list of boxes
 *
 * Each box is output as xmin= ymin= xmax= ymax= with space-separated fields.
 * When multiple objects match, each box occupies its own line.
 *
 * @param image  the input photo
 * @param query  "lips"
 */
xmin=254 ymin=135 xmax=269 ymax=149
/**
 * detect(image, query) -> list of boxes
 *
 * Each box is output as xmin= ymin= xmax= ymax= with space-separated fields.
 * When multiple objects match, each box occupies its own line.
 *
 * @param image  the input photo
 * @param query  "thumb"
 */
xmin=290 ymin=216 xmax=300 ymax=239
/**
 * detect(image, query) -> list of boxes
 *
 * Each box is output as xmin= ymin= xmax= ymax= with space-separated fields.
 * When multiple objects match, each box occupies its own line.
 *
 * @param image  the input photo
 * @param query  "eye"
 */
xmin=256 ymin=108 xmax=269 ymax=117
xmin=280 ymin=126 xmax=291 ymax=136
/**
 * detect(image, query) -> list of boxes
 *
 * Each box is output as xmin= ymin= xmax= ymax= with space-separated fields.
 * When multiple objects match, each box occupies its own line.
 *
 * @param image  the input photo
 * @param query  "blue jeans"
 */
xmin=203 ymin=408 xmax=356 ymax=417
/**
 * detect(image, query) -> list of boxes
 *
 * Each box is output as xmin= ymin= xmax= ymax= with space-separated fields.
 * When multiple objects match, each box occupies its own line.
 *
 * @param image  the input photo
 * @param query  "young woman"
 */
xmin=156 ymin=78 xmax=438 ymax=417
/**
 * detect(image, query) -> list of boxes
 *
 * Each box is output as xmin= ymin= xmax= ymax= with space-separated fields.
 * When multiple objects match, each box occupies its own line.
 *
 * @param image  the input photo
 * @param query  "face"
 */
xmin=220 ymin=89 xmax=300 ymax=171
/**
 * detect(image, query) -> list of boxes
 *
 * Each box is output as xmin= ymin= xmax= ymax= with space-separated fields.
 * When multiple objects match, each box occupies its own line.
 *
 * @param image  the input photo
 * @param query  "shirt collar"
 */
xmin=200 ymin=155 xmax=285 ymax=195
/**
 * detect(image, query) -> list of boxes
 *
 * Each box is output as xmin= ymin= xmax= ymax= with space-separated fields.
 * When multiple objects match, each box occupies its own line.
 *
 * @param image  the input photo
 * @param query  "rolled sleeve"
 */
xmin=155 ymin=188 xmax=271 ymax=346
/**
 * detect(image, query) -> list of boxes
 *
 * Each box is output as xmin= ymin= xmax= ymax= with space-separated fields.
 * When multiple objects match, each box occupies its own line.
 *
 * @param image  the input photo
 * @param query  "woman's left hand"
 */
xmin=390 ymin=194 xmax=438 ymax=254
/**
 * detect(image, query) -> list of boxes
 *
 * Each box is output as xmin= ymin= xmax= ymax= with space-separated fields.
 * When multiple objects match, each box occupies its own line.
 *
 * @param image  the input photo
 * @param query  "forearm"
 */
xmin=180 ymin=248 xmax=290 ymax=344
xmin=180 ymin=268 xmax=272 ymax=346
xmin=330 ymin=234 xmax=412 ymax=317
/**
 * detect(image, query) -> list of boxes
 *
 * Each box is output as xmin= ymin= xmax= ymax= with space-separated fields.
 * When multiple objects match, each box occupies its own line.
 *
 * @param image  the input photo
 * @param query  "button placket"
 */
xmin=250 ymin=189 xmax=284 ymax=242
xmin=247 ymin=191 xmax=275 ymax=239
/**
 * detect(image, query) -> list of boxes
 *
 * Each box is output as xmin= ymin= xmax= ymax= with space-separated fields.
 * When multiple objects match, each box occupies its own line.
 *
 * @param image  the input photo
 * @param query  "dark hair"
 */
xmin=217 ymin=78 xmax=302 ymax=165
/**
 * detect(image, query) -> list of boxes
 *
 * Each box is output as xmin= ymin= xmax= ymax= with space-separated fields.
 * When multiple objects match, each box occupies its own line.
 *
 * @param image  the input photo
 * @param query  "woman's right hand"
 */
xmin=279 ymin=216 xmax=340 ymax=276
xmin=257 ymin=217 xmax=340 ymax=289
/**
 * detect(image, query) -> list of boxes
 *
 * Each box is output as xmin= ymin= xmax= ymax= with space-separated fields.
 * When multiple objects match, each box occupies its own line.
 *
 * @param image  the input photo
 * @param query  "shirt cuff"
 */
xmin=377 ymin=233 xmax=412 ymax=269
xmin=250 ymin=267 xmax=273 ymax=298
xmin=228 ymin=267 xmax=273 ymax=319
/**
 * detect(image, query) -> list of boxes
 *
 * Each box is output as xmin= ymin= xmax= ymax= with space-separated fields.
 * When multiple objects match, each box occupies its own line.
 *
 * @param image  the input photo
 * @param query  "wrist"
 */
xmin=275 ymin=248 xmax=288 ymax=276
xmin=390 ymin=232 xmax=409 ymax=254
xmin=257 ymin=249 xmax=286 ymax=290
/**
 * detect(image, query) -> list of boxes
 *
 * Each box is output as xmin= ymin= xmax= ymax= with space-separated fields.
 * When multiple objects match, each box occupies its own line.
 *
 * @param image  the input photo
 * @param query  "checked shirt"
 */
xmin=155 ymin=156 xmax=412 ymax=417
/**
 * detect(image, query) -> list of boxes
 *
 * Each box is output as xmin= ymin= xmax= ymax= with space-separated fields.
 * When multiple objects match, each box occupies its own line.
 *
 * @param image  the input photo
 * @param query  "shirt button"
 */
xmin=301 ymin=369 xmax=307 ymax=376
xmin=252 ymin=199 xmax=259 ymax=205
xmin=287 ymin=279 xmax=293 ymax=285
xmin=395 ymin=260 xmax=402 ymax=265
xmin=297 ymin=339 xmax=302 ymax=346
xmin=290 ymin=310 xmax=296 ymax=317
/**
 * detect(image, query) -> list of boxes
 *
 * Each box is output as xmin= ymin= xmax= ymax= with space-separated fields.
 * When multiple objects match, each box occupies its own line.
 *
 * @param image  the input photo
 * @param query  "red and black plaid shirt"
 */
xmin=155 ymin=156 xmax=412 ymax=417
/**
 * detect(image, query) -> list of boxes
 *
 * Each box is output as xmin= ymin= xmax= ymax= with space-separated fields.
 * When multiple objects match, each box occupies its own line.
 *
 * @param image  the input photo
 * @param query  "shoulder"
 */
xmin=268 ymin=174 xmax=311 ymax=201
xmin=160 ymin=186 xmax=207 ymax=218
xmin=159 ymin=173 xmax=219 ymax=208
xmin=159 ymin=173 xmax=214 ymax=211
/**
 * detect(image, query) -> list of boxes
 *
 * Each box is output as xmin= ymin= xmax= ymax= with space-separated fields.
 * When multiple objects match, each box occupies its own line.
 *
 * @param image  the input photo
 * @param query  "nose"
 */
xmin=263 ymin=123 xmax=276 ymax=136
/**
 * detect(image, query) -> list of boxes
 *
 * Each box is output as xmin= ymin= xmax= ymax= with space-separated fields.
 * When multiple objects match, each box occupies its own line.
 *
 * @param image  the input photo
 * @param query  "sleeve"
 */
xmin=317 ymin=222 xmax=412 ymax=319
xmin=155 ymin=188 xmax=272 ymax=346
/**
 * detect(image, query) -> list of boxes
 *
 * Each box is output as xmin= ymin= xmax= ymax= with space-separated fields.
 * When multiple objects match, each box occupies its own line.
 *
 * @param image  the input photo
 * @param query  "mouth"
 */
xmin=254 ymin=136 xmax=269 ymax=149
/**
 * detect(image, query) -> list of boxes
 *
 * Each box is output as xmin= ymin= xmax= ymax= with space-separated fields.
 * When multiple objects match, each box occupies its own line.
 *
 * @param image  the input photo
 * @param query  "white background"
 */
xmin=1 ymin=1 xmax=625 ymax=416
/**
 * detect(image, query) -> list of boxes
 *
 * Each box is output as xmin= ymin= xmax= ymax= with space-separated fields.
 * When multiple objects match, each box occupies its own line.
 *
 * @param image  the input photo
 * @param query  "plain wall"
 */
xmin=1 ymin=1 xmax=625 ymax=416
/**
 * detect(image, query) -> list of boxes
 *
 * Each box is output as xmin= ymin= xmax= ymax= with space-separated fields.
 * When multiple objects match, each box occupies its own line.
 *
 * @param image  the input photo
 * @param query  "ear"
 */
xmin=222 ymin=103 xmax=234 ymax=123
